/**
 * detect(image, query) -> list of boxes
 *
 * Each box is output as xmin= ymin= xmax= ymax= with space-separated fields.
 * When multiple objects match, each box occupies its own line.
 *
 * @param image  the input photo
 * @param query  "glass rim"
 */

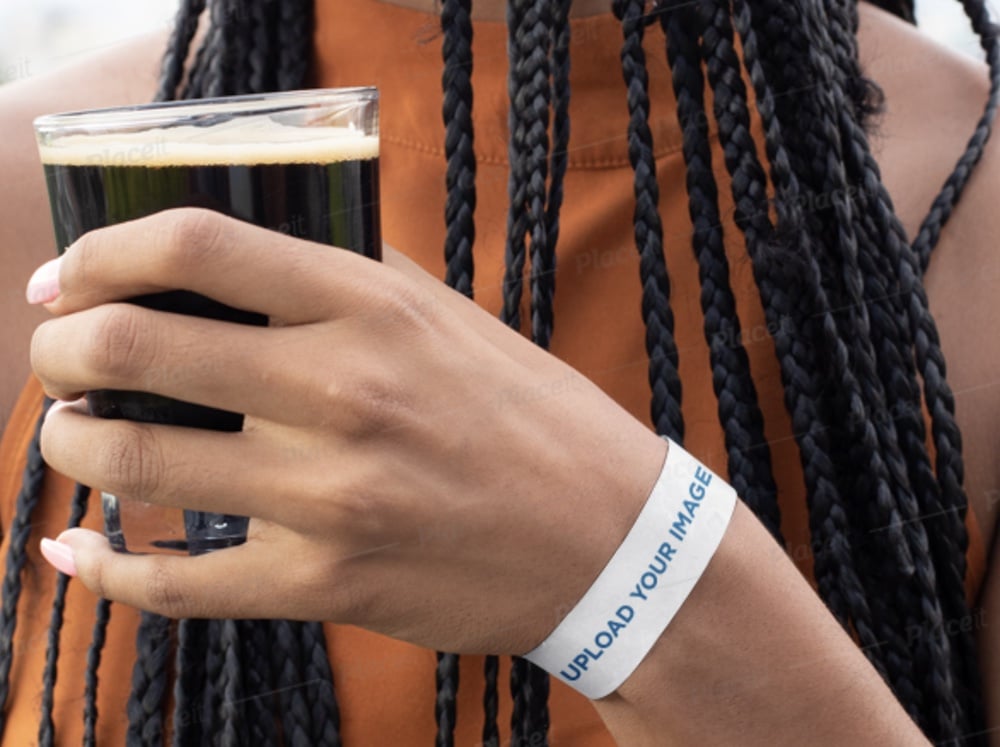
xmin=33 ymin=86 xmax=378 ymax=136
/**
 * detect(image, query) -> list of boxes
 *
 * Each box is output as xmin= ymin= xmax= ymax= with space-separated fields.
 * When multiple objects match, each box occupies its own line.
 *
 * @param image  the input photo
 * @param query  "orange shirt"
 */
xmin=0 ymin=0 xmax=986 ymax=743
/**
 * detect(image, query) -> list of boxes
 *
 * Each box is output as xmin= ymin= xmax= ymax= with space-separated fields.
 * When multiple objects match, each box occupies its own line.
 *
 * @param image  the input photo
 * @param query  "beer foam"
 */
xmin=38 ymin=118 xmax=378 ymax=166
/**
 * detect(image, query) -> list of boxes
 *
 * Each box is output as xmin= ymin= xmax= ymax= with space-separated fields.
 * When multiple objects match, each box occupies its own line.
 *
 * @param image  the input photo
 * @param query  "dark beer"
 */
xmin=38 ymin=114 xmax=380 ymax=553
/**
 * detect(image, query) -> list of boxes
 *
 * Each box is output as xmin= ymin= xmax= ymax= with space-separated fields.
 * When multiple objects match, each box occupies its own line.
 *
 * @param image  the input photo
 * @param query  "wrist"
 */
xmin=591 ymin=504 xmax=928 ymax=745
xmin=523 ymin=438 xmax=737 ymax=698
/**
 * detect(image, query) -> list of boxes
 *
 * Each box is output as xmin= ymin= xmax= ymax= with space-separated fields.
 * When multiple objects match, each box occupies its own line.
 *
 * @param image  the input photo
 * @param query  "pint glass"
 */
xmin=34 ymin=88 xmax=380 ymax=554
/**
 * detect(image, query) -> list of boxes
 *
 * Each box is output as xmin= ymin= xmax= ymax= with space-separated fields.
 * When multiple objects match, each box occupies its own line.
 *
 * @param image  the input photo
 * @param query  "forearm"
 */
xmin=592 ymin=503 xmax=928 ymax=745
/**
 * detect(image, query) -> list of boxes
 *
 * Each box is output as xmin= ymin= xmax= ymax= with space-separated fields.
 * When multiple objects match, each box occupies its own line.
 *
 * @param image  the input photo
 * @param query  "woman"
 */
xmin=2 ymin=0 xmax=999 ymax=743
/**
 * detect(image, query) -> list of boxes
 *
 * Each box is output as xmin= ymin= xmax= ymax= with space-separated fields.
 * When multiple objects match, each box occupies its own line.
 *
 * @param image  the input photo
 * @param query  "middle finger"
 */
xmin=40 ymin=401 xmax=338 ymax=527
xmin=31 ymin=302 xmax=356 ymax=426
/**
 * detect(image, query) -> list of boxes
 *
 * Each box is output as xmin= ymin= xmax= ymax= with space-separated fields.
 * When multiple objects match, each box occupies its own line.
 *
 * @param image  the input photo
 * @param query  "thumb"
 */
xmin=39 ymin=528 xmax=273 ymax=619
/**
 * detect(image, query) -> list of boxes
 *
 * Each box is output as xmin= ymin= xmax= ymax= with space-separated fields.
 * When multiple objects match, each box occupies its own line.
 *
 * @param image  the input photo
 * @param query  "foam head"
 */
xmin=37 ymin=117 xmax=379 ymax=167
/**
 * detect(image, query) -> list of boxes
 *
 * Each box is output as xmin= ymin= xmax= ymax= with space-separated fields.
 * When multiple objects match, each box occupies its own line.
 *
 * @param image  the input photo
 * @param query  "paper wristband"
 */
xmin=523 ymin=438 xmax=737 ymax=700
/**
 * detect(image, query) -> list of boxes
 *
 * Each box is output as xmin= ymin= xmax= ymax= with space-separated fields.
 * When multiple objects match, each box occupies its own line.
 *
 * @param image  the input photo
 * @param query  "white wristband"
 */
xmin=523 ymin=439 xmax=737 ymax=699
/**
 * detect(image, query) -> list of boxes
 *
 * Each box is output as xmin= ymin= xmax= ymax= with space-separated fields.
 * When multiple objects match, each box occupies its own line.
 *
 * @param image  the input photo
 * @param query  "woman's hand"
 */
xmin=29 ymin=207 xmax=666 ymax=657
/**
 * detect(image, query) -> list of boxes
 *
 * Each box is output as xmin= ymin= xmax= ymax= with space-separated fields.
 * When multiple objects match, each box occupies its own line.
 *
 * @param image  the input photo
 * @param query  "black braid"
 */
xmin=38 ymin=482 xmax=92 ymax=747
xmin=733 ymin=0 xmax=985 ymax=738
xmin=299 ymin=621 xmax=342 ymax=746
xmin=546 ymin=0 xmax=572 ymax=269
xmin=501 ymin=0 xmax=559 ymax=740
xmin=201 ymin=618 xmax=224 ymax=737
xmin=825 ymin=3 xmax=984 ymax=737
xmin=715 ymin=0 xmax=882 ymax=662
xmin=501 ymin=0 xmax=533 ymax=333
xmin=742 ymin=6 xmax=931 ymax=720
xmin=217 ymin=619 xmax=248 ymax=746
xmin=523 ymin=0 xmax=554 ymax=352
xmin=223 ymin=0 xmax=255 ymax=96
xmin=83 ymin=599 xmax=112 ymax=747
xmin=806 ymin=2 xmax=967 ymax=734
xmin=910 ymin=178 xmax=988 ymax=740
xmin=0 ymin=399 xmax=51 ymax=741
xmin=752 ymin=3 xmax=919 ymax=720
xmin=205 ymin=0 xmax=235 ymax=98
xmin=912 ymin=0 xmax=1000 ymax=272
xmin=774 ymin=9 xmax=958 ymax=729
xmin=612 ymin=0 xmax=684 ymax=443
xmin=126 ymin=612 xmax=172 ymax=746
xmin=520 ymin=659 xmax=549 ymax=747
xmin=200 ymin=619 xmax=241 ymax=743
xmin=277 ymin=0 xmax=314 ymax=91
xmin=172 ymin=619 xmax=208 ymax=747
xmin=154 ymin=0 xmax=207 ymax=102
xmin=659 ymin=1 xmax=782 ymax=542
xmin=248 ymin=0 xmax=279 ymax=95
xmin=269 ymin=619 xmax=314 ymax=746
xmin=237 ymin=620 xmax=280 ymax=747
xmin=864 ymin=90 xmax=983 ymax=739
xmin=524 ymin=0 xmax=560 ymax=736
xmin=837 ymin=0 xmax=887 ymax=126
xmin=180 ymin=28 xmax=214 ymax=100
xmin=435 ymin=652 xmax=460 ymax=747
xmin=441 ymin=0 xmax=476 ymax=298
xmin=508 ymin=656 xmax=527 ymax=746
xmin=482 ymin=656 xmax=499 ymax=747
xmin=816 ymin=3 xmax=982 ymax=739
xmin=437 ymin=3 xmax=475 ymax=740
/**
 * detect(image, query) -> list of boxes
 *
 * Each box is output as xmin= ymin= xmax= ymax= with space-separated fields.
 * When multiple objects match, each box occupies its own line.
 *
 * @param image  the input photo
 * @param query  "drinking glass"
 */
xmin=34 ymin=88 xmax=381 ymax=554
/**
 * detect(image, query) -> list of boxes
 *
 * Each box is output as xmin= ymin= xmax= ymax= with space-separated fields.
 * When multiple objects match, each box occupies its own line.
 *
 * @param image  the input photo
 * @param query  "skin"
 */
xmin=1 ymin=1 xmax=997 ymax=743
xmin=0 ymin=31 xmax=168 ymax=434
xmin=31 ymin=209 xmax=926 ymax=745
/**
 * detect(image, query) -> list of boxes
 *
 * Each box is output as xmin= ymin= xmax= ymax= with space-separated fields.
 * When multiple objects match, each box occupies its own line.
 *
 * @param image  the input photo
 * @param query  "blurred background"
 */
xmin=0 ymin=0 xmax=178 ymax=85
xmin=0 ymin=0 xmax=991 ymax=86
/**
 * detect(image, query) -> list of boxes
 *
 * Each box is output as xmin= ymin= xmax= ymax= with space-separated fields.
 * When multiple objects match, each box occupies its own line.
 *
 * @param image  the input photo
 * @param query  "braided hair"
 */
xmin=3 ymin=0 xmax=998 ymax=744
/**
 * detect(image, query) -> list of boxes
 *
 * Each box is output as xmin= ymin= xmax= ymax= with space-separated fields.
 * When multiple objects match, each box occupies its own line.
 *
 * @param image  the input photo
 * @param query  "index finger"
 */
xmin=43 ymin=207 xmax=387 ymax=324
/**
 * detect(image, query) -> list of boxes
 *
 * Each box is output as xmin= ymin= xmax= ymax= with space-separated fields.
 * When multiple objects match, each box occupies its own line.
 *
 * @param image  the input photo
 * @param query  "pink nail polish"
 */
xmin=26 ymin=257 xmax=62 ymax=305
xmin=40 ymin=538 xmax=77 ymax=577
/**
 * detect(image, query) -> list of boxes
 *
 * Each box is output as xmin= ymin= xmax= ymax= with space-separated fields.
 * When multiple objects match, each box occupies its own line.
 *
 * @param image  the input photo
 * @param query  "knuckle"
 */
xmin=95 ymin=423 xmax=162 ymax=498
xmin=66 ymin=231 xmax=101 ymax=293
xmin=342 ymin=373 xmax=412 ymax=435
xmin=162 ymin=208 xmax=228 ymax=276
xmin=322 ymin=474 xmax=388 ymax=537
xmin=144 ymin=560 xmax=192 ymax=618
xmin=84 ymin=305 xmax=154 ymax=382
xmin=384 ymin=281 xmax=440 ymax=334
xmin=86 ymin=554 xmax=111 ymax=601
xmin=29 ymin=320 xmax=58 ymax=383
xmin=38 ymin=408 xmax=66 ymax=469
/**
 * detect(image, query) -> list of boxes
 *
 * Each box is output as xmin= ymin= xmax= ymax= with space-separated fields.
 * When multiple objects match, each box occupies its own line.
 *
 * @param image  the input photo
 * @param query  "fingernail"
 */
xmin=40 ymin=537 xmax=77 ymax=577
xmin=26 ymin=257 xmax=62 ymax=305
xmin=44 ymin=398 xmax=85 ymax=423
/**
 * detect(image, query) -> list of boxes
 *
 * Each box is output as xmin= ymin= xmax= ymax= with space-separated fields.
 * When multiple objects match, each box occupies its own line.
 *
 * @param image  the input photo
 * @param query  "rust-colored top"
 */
xmin=0 ymin=0 xmax=986 ymax=743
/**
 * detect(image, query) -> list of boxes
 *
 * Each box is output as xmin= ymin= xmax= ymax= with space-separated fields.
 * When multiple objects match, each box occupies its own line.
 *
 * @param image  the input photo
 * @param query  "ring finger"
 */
xmin=40 ymin=400 xmax=326 ymax=526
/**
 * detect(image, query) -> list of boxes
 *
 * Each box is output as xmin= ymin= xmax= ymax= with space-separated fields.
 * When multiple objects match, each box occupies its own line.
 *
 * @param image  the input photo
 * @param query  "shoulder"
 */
xmin=0 ymin=31 xmax=166 ymax=432
xmin=858 ymin=4 xmax=1000 ymax=556
xmin=857 ymin=3 xmax=993 ymax=235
